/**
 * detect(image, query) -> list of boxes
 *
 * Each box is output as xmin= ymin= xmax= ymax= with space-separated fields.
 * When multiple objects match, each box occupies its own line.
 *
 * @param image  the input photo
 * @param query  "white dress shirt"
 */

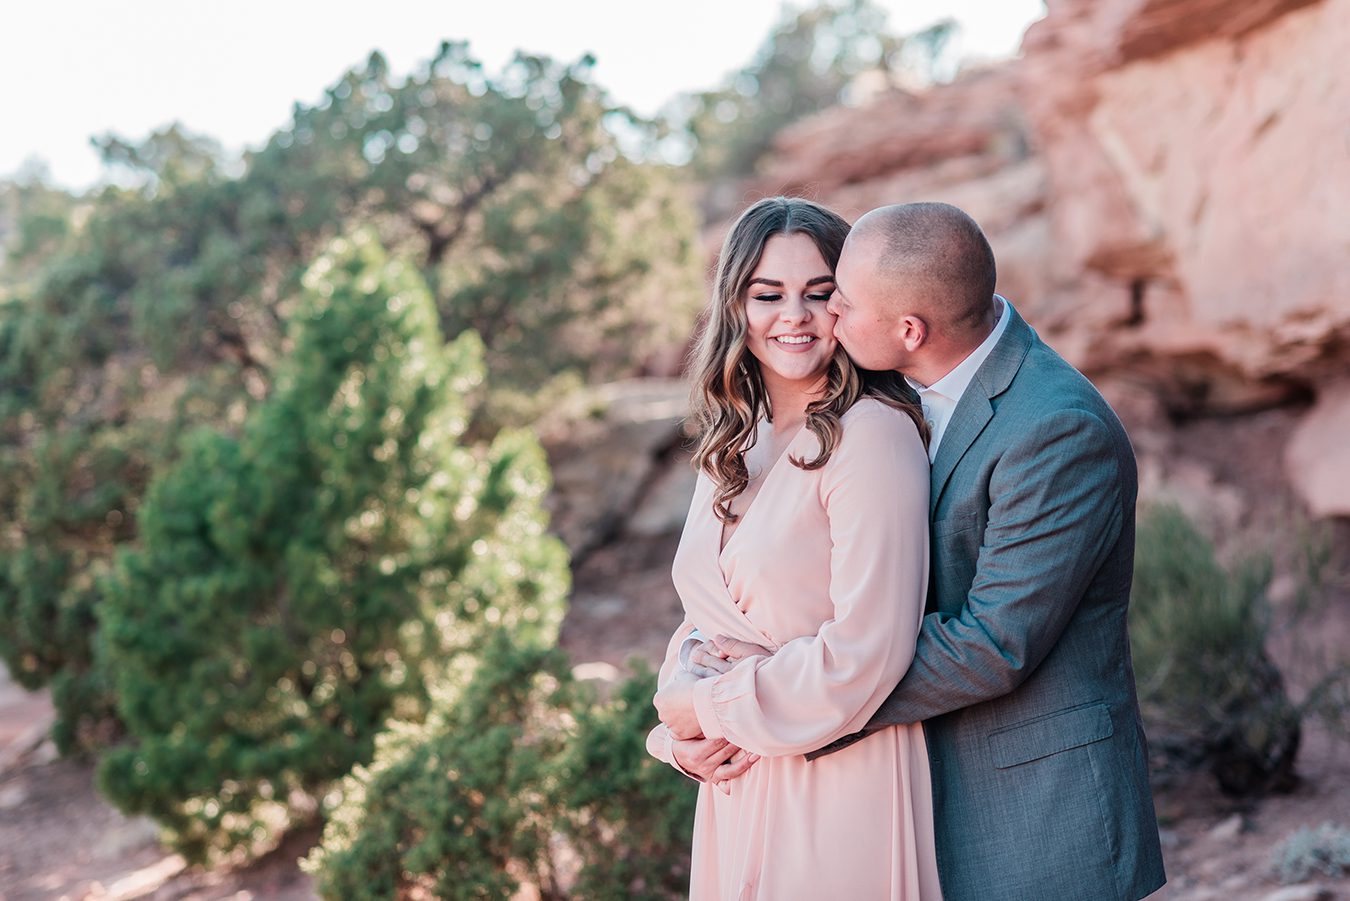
xmin=679 ymin=297 xmax=1013 ymax=673
xmin=908 ymin=296 xmax=1010 ymax=462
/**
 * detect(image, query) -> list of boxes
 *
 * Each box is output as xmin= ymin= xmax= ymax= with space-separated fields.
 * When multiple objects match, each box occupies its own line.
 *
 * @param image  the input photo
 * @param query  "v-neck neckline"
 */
xmin=717 ymin=420 xmax=807 ymax=558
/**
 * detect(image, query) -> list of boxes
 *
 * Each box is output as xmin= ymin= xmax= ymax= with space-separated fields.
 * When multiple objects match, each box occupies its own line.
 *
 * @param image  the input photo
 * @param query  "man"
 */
xmin=677 ymin=202 xmax=1166 ymax=900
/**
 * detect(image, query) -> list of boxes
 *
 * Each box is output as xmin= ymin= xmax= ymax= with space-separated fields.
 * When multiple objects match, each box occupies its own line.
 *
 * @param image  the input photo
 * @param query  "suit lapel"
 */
xmin=930 ymin=390 xmax=993 ymax=515
xmin=929 ymin=303 xmax=1036 ymax=514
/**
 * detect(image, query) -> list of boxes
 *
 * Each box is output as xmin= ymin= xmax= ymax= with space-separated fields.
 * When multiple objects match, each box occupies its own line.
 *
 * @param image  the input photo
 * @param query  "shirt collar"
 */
xmin=906 ymin=295 xmax=1010 ymax=400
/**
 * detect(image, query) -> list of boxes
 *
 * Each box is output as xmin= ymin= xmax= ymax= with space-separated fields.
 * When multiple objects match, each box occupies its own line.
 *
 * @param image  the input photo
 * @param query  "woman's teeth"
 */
xmin=775 ymin=336 xmax=815 ymax=345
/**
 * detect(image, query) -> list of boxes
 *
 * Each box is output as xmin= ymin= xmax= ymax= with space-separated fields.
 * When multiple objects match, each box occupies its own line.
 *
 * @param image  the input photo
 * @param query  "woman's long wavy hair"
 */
xmin=689 ymin=197 xmax=929 ymax=523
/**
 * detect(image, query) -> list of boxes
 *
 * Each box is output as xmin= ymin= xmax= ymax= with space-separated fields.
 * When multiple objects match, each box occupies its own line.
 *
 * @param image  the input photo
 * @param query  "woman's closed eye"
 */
xmin=751 ymin=288 xmax=835 ymax=303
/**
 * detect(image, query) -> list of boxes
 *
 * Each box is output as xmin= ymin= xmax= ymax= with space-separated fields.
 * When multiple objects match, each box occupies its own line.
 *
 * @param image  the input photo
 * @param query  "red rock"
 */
xmin=702 ymin=0 xmax=1350 ymax=521
xmin=1285 ymin=381 xmax=1350 ymax=518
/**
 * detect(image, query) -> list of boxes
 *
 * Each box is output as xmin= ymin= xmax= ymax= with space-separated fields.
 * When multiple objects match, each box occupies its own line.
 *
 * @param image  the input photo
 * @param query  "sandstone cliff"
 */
xmin=555 ymin=0 xmax=1350 ymax=673
xmin=731 ymin=0 xmax=1350 ymax=526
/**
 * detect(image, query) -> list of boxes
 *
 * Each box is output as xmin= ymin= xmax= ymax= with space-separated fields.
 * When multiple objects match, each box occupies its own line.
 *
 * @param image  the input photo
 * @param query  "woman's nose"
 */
xmin=780 ymin=295 xmax=811 ymax=323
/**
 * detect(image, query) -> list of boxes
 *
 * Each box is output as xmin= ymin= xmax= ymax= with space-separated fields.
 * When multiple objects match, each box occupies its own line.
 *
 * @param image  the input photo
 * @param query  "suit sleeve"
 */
xmin=831 ymin=407 xmax=1126 ymax=745
xmin=689 ymin=407 xmax=931 ymax=756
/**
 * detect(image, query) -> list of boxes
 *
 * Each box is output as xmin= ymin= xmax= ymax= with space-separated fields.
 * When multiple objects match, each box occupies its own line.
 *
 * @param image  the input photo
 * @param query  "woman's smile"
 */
xmin=743 ymin=232 xmax=839 ymax=390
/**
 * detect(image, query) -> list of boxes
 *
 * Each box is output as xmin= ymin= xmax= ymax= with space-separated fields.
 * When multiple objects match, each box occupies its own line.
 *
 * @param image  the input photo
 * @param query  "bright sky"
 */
xmin=0 ymin=1 xmax=1044 ymax=190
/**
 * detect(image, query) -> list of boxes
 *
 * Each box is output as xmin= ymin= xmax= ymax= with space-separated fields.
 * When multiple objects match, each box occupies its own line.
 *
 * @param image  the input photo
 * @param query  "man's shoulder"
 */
xmin=982 ymin=332 xmax=1134 ymax=473
xmin=1003 ymin=335 xmax=1120 ymax=421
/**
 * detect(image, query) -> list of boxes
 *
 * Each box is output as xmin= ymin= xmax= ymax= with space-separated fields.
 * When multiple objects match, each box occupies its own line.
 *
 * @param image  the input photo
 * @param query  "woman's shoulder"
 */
xmin=842 ymin=396 xmax=918 ymax=428
xmin=836 ymin=397 xmax=925 ymax=453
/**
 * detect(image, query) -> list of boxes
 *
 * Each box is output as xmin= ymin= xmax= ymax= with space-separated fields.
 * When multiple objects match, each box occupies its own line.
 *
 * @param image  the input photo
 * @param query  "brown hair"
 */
xmin=688 ymin=197 xmax=928 ymax=523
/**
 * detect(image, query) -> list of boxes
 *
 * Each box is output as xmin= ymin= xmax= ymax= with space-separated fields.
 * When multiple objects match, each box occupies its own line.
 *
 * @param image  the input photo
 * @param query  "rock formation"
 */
xmin=729 ymin=0 xmax=1350 ymax=524
xmin=552 ymin=0 xmax=1349 ymax=673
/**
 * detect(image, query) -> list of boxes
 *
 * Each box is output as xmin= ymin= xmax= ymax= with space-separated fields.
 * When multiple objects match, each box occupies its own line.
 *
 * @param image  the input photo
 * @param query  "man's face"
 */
xmin=828 ymin=233 xmax=909 ymax=373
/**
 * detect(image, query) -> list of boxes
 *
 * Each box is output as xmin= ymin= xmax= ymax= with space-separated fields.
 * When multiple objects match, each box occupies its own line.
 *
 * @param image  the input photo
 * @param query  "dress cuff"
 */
xmin=647 ymin=723 xmax=704 ymax=782
xmin=678 ymin=633 xmax=704 ymax=672
xmin=667 ymin=730 xmax=704 ymax=782
xmin=693 ymin=677 xmax=725 ymax=741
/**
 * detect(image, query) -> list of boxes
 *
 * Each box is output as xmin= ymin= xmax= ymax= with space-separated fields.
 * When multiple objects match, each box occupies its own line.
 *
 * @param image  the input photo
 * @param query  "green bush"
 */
xmin=1271 ymin=822 xmax=1350 ymax=884
xmin=94 ymin=233 xmax=568 ymax=862
xmin=306 ymin=654 xmax=697 ymax=900
xmin=0 ymin=42 xmax=702 ymax=753
xmin=559 ymin=663 xmax=696 ymax=900
xmin=1130 ymin=504 xmax=1301 ymax=796
xmin=304 ymin=630 xmax=576 ymax=900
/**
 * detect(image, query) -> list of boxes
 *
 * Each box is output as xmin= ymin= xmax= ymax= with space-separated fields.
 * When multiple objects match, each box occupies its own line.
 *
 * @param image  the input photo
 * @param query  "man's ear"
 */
xmin=898 ymin=315 xmax=928 ymax=352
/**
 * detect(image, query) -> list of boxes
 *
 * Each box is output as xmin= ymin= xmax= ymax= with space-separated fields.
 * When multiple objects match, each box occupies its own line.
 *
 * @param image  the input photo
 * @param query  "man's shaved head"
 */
xmin=849 ymin=202 xmax=997 ymax=336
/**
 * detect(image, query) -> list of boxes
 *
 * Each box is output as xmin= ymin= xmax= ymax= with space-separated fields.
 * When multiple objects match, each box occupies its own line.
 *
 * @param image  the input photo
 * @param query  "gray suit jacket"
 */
xmin=810 ymin=305 xmax=1166 ymax=900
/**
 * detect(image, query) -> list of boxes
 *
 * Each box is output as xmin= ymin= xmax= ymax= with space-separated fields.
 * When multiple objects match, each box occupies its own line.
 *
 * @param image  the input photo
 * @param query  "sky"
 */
xmin=0 ymin=0 xmax=1045 ymax=190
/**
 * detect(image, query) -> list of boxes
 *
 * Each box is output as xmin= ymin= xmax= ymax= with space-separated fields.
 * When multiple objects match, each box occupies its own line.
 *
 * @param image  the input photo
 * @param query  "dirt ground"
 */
xmin=3 ymin=566 xmax=1346 ymax=900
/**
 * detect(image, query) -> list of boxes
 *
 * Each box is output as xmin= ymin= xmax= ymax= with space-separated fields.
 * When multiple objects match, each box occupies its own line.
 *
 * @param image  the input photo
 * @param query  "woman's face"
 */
xmin=742 ymin=232 xmax=839 ymax=392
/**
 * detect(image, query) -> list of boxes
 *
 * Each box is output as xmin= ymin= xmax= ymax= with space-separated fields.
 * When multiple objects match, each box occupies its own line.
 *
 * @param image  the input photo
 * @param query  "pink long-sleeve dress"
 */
xmin=647 ymin=398 xmax=941 ymax=900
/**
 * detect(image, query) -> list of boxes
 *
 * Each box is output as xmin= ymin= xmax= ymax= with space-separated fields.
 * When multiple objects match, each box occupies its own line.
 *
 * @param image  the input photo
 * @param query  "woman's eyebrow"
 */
xmin=748 ymin=275 xmax=836 ymax=287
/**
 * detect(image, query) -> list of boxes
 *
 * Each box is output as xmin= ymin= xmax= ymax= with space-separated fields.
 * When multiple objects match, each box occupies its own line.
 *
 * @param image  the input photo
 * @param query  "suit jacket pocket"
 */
xmin=988 ymin=702 xmax=1113 ymax=769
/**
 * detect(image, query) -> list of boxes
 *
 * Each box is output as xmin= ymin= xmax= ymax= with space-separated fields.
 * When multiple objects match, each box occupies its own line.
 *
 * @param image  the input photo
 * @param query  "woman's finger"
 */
xmin=689 ymin=653 xmax=735 ymax=677
xmin=695 ymin=738 xmax=730 ymax=765
xmin=713 ymin=635 xmax=771 ymax=660
xmin=713 ymin=750 xmax=760 ymax=783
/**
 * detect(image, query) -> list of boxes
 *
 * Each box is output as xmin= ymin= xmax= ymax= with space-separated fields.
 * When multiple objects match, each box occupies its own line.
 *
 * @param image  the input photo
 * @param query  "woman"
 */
xmin=647 ymin=197 xmax=940 ymax=899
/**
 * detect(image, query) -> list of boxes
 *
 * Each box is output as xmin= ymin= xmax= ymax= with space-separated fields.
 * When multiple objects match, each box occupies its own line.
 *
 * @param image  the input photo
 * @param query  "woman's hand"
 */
xmin=671 ymin=736 xmax=760 ymax=792
xmin=654 ymin=670 xmax=703 ymax=740
xmin=686 ymin=640 xmax=735 ymax=678
xmin=710 ymin=634 xmax=774 ymax=663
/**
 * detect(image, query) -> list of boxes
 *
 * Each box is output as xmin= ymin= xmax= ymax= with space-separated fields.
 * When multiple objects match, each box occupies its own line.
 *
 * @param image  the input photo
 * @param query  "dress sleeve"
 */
xmin=690 ymin=404 xmax=930 ymax=755
xmin=646 ymin=617 xmax=703 ymax=778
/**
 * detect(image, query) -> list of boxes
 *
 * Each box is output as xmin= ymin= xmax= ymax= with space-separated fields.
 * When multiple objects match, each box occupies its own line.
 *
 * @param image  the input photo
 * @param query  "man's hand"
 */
xmin=672 ymin=736 xmax=760 ymax=793
xmin=710 ymin=634 xmax=773 ymax=663
xmin=654 ymin=670 xmax=702 ymax=740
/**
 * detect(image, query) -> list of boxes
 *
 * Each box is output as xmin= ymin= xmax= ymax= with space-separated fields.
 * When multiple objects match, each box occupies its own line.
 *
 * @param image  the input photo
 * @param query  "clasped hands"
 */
xmin=653 ymin=635 xmax=772 ymax=792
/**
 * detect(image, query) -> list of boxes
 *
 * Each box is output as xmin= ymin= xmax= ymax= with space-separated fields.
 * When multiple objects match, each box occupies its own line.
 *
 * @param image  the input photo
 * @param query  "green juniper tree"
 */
xmin=306 ymin=646 xmax=697 ymax=901
xmin=1130 ymin=504 xmax=1302 ymax=795
xmin=0 ymin=42 xmax=700 ymax=750
xmin=304 ymin=630 xmax=579 ymax=900
xmin=95 ymin=233 xmax=569 ymax=861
